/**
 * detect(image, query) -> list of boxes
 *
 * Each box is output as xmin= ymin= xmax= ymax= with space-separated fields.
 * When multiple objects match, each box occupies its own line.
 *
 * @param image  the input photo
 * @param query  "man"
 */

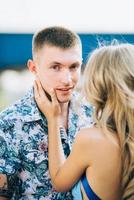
xmin=0 ymin=26 xmax=93 ymax=199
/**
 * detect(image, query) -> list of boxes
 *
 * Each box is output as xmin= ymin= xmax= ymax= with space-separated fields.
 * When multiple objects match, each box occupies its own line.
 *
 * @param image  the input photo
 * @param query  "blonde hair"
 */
xmin=84 ymin=43 xmax=134 ymax=199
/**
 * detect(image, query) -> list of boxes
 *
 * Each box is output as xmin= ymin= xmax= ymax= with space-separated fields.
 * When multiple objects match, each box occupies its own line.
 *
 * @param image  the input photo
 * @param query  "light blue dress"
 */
xmin=72 ymin=181 xmax=83 ymax=200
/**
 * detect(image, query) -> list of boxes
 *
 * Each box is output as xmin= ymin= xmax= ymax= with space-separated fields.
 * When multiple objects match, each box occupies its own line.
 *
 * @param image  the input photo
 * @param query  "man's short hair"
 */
xmin=32 ymin=26 xmax=81 ymax=57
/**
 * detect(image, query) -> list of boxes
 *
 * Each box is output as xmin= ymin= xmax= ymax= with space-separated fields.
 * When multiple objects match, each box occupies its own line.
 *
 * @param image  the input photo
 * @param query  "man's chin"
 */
xmin=57 ymin=96 xmax=72 ymax=104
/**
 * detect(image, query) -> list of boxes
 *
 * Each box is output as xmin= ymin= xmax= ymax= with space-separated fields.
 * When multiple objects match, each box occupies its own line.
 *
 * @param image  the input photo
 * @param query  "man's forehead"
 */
xmin=42 ymin=44 xmax=81 ymax=54
xmin=35 ymin=45 xmax=82 ymax=64
xmin=48 ymin=53 xmax=82 ymax=66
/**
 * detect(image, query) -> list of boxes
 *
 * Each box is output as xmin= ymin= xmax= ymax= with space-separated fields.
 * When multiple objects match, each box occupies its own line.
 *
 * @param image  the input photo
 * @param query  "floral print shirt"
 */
xmin=0 ymin=88 xmax=93 ymax=200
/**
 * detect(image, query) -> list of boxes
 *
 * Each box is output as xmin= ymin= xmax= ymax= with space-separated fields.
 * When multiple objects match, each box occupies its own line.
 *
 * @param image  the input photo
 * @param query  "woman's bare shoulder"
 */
xmin=73 ymin=126 xmax=105 ymax=156
xmin=75 ymin=126 xmax=119 ymax=156
xmin=76 ymin=126 xmax=104 ymax=144
xmin=77 ymin=126 xmax=118 ymax=145
xmin=74 ymin=127 xmax=119 ymax=170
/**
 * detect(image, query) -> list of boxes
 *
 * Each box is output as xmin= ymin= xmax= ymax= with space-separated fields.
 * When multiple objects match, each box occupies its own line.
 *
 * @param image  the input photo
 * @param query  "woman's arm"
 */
xmin=48 ymin=120 xmax=89 ymax=191
xmin=34 ymin=79 xmax=89 ymax=192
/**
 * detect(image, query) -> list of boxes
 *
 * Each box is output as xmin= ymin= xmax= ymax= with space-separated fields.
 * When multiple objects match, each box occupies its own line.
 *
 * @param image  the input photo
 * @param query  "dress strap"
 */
xmin=81 ymin=172 xmax=101 ymax=200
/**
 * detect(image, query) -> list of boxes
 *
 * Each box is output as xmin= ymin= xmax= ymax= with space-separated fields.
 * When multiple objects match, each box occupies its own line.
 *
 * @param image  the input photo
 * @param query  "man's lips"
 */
xmin=56 ymin=87 xmax=74 ymax=91
xmin=55 ymin=87 xmax=74 ymax=91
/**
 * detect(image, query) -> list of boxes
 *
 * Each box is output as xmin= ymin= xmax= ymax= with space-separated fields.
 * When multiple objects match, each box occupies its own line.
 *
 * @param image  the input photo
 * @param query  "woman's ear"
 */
xmin=27 ymin=59 xmax=37 ymax=74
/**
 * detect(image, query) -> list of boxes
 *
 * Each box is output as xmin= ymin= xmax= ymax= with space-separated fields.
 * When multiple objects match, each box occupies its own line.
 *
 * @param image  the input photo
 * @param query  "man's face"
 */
xmin=33 ymin=45 xmax=82 ymax=103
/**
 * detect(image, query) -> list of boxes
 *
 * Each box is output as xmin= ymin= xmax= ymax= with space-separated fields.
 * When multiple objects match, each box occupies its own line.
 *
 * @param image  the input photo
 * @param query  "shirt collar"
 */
xmin=17 ymin=88 xmax=43 ymax=122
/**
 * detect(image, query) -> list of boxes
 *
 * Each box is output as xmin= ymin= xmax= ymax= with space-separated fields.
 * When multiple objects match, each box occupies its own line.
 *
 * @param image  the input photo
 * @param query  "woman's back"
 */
xmin=79 ymin=126 xmax=122 ymax=200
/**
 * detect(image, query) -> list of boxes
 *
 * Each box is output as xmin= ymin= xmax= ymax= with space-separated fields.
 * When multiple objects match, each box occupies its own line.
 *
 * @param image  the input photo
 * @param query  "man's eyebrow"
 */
xmin=49 ymin=61 xmax=82 ymax=66
xmin=70 ymin=61 xmax=82 ymax=66
xmin=49 ymin=62 xmax=61 ymax=65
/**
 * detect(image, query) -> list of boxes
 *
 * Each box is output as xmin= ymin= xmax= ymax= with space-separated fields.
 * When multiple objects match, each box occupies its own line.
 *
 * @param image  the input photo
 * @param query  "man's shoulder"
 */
xmin=0 ymin=89 xmax=38 ymax=126
xmin=71 ymin=91 xmax=93 ymax=114
xmin=70 ymin=91 xmax=94 ymax=128
xmin=0 ymin=100 xmax=22 ymax=133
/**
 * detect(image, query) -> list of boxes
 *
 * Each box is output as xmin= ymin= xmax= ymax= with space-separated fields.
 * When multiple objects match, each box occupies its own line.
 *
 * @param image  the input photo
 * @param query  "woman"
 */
xmin=34 ymin=43 xmax=134 ymax=200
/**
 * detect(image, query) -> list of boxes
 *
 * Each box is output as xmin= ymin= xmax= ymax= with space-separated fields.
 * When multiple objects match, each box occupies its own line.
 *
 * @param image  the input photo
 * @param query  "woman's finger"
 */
xmin=50 ymin=88 xmax=58 ymax=104
xmin=35 ymin=78 xmax=52 ymax=106
xmin=36 ymin=78 xmax=45 ymax=98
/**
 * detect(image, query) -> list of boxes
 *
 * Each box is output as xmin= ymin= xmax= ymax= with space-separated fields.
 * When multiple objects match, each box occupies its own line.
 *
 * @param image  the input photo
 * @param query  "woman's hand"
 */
xmin=34 ymin=78 xmax=61 ymax=122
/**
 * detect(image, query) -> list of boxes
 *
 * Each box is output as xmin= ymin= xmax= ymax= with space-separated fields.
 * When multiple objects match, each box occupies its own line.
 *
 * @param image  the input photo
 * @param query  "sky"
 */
xmin=0 ymin=0 xmax=133 ymax=33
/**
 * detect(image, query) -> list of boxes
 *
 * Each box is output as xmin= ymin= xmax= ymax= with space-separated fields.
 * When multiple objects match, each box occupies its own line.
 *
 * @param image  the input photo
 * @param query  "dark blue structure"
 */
xmin=0 ymin=33 xmax=134 ymax=69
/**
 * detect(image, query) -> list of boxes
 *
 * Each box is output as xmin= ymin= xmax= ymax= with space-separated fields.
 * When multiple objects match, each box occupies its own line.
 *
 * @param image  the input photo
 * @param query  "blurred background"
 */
xmin=0 ymin=0 xmax=134 ymax=111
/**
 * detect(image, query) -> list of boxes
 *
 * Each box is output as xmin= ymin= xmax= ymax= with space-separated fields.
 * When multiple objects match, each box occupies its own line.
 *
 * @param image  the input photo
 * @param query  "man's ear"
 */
xmin=27 ymin=59 xmax=37 ymax=74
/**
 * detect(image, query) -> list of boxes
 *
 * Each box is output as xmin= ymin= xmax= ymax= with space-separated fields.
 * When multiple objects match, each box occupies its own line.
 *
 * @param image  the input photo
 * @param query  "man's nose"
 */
xmin=61 ymin=71 xmax=72 ymax=84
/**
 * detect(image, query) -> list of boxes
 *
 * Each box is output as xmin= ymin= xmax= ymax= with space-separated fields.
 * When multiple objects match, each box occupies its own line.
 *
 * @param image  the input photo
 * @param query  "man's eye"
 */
xmin=52 ymin=65 xmax=60 ymax=70
xmin=70 ymin=65 xmax=79 ymax=71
